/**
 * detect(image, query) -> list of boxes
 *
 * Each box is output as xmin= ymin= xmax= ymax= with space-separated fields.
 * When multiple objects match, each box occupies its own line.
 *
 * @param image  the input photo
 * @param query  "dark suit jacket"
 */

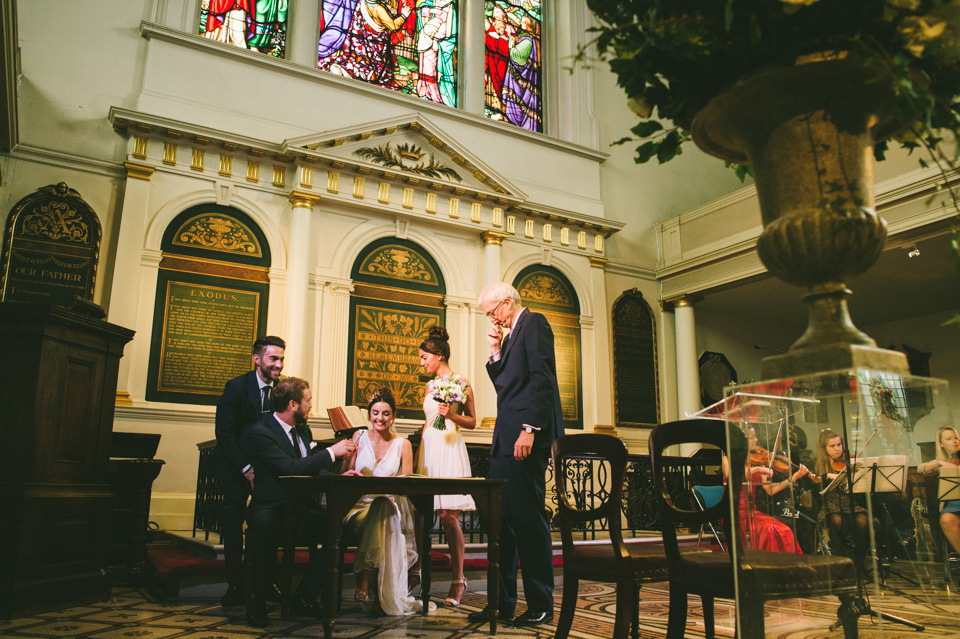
xmin=246 ymin=413 xmax=337 ymax=518
xmin=485 ymin=309 xmax=565 ymax=456
xmin=213 ymin=370 xmax=265 ymax=486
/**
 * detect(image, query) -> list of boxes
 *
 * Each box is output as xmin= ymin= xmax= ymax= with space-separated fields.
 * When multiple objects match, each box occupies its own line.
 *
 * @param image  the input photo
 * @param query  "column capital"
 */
xmin=481 ymin=230 xmax=509 ymax=246
xmin=588 ymin=256 xmax=608 ymax=269
xmin=124 ymin=161 xmax=155 ymax=180
xmin=288 ymin=189 xmax=320 ymax=209
xmin=661 ymin=293 xmax=703 ymax=311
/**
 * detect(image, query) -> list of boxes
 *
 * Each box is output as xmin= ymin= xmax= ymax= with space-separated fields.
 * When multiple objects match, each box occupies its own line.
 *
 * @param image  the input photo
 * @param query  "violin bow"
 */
xmin=855 ymin=428 xmax=879 ymax=460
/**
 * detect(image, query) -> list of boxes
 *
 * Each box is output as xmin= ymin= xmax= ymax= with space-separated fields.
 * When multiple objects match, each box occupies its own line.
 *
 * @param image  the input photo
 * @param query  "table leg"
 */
xmin=409 ymin=494 xmax=434 ymax=614
xmin=322 ymin=498 xmax=345 ymax=639
xmin=280 ymin=492 xmax=301 ymax=620
xmin=474 ymin=489 xmax=501 ymax=635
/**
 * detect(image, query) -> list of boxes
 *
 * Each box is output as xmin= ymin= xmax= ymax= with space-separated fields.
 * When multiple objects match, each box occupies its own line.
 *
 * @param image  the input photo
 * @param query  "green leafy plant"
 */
xmin=583 ymin=0 xmax=960 ymax=174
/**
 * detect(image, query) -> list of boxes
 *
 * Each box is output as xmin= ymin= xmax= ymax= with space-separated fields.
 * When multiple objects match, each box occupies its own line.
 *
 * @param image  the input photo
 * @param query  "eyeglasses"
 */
xmin=485 ymin=298 xmax=507 ymax=318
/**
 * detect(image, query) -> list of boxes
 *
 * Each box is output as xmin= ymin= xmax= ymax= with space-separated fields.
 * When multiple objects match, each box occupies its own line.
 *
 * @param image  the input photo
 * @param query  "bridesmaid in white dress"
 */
xmin=417 ymin=326 xmax=477 ymax=606
xmin=341 ymin=387 xmax=423 ymax=615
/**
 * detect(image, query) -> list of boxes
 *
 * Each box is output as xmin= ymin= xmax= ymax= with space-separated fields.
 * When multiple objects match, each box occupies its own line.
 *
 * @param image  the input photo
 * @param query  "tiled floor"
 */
xmin=5 ymin=563 xmax=960 ymax=638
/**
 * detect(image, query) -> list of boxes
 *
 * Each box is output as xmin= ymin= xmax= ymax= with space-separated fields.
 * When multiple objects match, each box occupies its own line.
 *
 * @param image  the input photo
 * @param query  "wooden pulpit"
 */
xmin=0 ymin=302 xmax=134 ymax=617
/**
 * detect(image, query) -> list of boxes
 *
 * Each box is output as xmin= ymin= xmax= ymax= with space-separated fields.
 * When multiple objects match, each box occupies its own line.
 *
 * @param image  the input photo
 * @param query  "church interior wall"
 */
xmin=6 ymin=0 xmax=953 ymax=533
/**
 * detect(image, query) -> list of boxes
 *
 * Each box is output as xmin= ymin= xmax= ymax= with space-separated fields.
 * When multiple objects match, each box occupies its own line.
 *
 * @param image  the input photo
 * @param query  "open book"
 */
xmin=327 ymin=405 xmax=368 ymax=438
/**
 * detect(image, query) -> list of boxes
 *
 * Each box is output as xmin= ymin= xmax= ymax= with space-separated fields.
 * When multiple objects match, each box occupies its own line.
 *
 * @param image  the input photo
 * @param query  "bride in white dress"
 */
xmin=342 ymin=387 xmax=422 ymax=615
xmin=416 ymin=326 xmax=476 ymax=606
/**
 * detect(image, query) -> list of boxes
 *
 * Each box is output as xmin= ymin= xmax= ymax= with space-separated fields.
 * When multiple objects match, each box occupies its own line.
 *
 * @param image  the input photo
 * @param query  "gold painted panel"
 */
xmin=171 ymin=213 xmax=263 ymax=258
xmin=357 ymin=244 xmax=440 ymax=286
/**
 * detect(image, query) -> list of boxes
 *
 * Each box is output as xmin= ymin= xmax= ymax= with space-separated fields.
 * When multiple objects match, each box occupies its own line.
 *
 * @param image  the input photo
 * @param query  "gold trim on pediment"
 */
xmin=351 ymin=282 xmax=445 ymax=307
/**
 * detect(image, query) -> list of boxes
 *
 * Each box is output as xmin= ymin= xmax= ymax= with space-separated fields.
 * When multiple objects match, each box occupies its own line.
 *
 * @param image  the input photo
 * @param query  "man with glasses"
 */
xmin=469 ymin=282 xmax=564 ymax=626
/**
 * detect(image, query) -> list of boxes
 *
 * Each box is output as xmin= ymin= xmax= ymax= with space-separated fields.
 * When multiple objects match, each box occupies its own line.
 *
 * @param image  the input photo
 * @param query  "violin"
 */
xmin=749 ymin=446 xmax=821 ymax=483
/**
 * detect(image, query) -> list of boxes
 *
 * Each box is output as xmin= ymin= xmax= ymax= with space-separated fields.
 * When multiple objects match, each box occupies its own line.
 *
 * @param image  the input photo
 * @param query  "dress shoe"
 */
xmin=467 ymin=606 xmax=515 ymax=623
xmin=513 ymin=610 xmax=554 ymax=626
xmin=221 ymin=584 xmax=244 ymax=608
xmin=291 ymin=593 xmax=323 ymax=618
xmin=245 ymin=597 xmax=268 ymax=628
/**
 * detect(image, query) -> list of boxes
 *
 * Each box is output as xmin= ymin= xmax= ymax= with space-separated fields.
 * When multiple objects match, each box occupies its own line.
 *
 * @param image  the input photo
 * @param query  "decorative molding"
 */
xmin=588 ymin=256 xmax=608 ymax=269
xmin=124 ymin=161 xmax=155 ymax=180
xmin=288 ymin=189 xmax=320 ymax=209
xmin=481 ymin=230 xmax=508 ymax=246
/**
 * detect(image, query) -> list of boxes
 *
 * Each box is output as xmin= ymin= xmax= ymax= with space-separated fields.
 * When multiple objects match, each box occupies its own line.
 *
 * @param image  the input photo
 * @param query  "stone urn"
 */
xmin=691 ymin=56 xmax=908 ymax=378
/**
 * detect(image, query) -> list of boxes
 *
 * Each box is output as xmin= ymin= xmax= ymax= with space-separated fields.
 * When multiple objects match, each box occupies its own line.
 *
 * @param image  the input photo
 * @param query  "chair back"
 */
xmin=649 ymin=419 xmax=747 ymax=563
xmin=552 ymin=434 xmax=629 ymax=554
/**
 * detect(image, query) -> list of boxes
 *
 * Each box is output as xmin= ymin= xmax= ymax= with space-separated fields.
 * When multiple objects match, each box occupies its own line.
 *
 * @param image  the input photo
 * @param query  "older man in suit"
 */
xmin=469 ymin=282 xmax=564 ymax=626
xmin=244 ymin=377 xmax=357 ymax=627
xmin=214 ymin=335 xmax=286 ymax=608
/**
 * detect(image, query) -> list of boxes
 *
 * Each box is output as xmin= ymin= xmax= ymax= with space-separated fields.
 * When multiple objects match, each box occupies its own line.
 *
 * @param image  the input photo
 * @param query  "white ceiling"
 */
xmin=695 ymin=229 xmax=959 ymax=338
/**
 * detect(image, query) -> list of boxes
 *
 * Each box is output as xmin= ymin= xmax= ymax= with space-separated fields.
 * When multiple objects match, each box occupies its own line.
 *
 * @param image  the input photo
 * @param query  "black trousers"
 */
xmin=220 ymin=479 xmax=250 ymax=587
xmin=246 ymin=501 xmax=328 ymax=600
xmin=490 ymin=447 xmax=554 ymax=614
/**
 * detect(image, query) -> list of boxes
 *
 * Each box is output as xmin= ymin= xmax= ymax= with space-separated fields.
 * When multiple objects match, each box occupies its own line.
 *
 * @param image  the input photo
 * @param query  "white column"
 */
xmin=658 ymin=304 xmax=678 ymax=423
xmin=288 ymin=0 xmax=320 ymax=68
xmin=674 ymin=296 xmax=701 ymax=456
xmin=462 ymin=0 xmax=485 ymax=115
xmin=316 ymin=278 xmax=353 ymax=411
xmin=285 ymin=190 xmax=319 ymax=374
xmin=106 ymin=162 xmax=154 ymax=405
xmin=588 ymin=257 xmax=613 ymax=428
xmin=481 ymin=230 xmax=506 ymax=285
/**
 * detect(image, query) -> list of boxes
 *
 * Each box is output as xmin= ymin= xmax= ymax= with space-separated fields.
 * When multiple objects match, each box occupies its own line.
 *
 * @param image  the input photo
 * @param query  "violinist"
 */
xmin=917 ymin=425 xmax=960 ymax=557
xmin=814 ymin=429 xmax=868 ymax=563
xmin=721 ymin=427 xmax=804 ymax=553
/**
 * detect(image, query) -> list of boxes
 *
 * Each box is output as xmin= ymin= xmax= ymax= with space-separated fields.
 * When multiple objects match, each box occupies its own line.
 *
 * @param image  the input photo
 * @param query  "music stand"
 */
xmin=852 ymin=456 xmax=920 ymax=592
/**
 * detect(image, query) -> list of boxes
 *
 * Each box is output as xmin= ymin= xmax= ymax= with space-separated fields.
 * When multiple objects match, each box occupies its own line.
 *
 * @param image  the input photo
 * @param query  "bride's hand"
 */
xmin=437 ymin=403 xmax=450 ymax=416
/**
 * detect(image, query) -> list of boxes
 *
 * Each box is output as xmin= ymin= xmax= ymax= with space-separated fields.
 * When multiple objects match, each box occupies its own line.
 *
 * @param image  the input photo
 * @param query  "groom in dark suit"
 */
xmin=244 ymin=377 xmax=357 ymax=627
xmin=214 ymin=335 xmax=286 ymax=607
xmin=470 ymin=282 xmax=564 ymax=626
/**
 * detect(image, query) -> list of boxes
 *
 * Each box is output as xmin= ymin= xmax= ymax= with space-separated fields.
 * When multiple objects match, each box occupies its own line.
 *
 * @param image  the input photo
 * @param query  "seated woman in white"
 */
xmin=341 ymin=387 xmax=424 ymax=615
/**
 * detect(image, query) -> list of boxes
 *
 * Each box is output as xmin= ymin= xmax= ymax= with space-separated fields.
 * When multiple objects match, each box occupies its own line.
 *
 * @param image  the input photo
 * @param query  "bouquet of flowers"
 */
xmin=427 ymin=374 xmax=469 ymax=430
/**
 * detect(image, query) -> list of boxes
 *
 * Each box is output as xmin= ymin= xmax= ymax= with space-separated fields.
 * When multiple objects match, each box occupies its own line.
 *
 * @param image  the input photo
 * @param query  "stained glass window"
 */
xmin=318 ymin=0 xmax=459 ymax=107
xmin=198 ymin=0 xmax=288 ymax=58
xmin=484 ymin=0 xmax=542 ymax=132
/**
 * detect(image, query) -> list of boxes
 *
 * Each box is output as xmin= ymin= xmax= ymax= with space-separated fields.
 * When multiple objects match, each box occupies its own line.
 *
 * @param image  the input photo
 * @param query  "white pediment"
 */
xmin=283 ymin=115 xmax=525 ymax=198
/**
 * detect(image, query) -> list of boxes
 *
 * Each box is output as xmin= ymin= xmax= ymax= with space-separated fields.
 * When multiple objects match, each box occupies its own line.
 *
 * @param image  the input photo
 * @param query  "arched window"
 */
xmin=146 ymin=204 xmax=271 ymax=405
xmin=317 ymin=0 xmax=459 ymax=108
xmin=513 ymin=264 xmax=581 ymax=429
xmin=484 ymin=0 xmax=543 ymax=131
xmin=611 ymin=289 xmax=659 ymax=428
xmin=198 ymin=1 xmax=288 ymax=57
xmin=348 ymin=237 xmax=446 ymax=417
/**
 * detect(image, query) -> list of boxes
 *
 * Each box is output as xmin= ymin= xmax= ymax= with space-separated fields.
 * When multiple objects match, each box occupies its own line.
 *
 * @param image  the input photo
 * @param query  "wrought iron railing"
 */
xmin=193 ymin=439 xmax=722 ymax=544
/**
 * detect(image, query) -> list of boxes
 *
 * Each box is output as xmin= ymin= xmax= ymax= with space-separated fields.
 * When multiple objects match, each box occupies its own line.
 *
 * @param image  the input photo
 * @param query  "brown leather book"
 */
xmin=327 ymin=405 xmax=367 ymax=438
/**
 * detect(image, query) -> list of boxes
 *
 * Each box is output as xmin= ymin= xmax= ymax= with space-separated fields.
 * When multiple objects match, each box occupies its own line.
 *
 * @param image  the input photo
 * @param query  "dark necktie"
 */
xmin=290 ymin=427 xmax=302 ymax=458
xmin=261 ymin=386 xmax=271 ymax=413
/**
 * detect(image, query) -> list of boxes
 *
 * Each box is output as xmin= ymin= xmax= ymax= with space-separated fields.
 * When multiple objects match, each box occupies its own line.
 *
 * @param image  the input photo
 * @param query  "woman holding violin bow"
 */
xmin=814 ymin=429 xmax=869 ymax=565
xmin=725 ymin=427 xmax=812 ymax=554
xmin=918 ymin=425 xmax=960 ymax=557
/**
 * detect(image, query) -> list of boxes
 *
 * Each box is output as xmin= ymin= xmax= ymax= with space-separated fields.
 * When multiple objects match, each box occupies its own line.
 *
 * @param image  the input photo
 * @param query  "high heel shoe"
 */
xmin=407 ymin=570 xmax=421 ymax=595
xmin=442 ymin=578 xmax=466 ymax=607
xmin=354 ymin=590 xmax=369 ymax=603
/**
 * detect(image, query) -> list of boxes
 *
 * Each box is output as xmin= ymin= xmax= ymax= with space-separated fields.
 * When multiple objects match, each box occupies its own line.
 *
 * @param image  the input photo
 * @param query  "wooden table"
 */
xmin=279 ymin=475 xmax=505 ymax=639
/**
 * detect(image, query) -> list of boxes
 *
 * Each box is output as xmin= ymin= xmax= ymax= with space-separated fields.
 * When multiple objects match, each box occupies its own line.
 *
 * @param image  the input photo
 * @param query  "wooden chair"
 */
xmin=649 ymin=419 xmax=860 ymax=639
xmin=552 ymin=433 xmax=672 ymax=639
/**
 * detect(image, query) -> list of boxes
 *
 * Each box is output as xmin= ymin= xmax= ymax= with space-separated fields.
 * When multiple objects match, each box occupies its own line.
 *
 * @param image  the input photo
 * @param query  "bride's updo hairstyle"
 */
xmin=420 ymin=326 xmax=451 ymax=361
xmin=366 ymin=386 xmax=396 ymax=413
xmin=366 ymin=386 xmax=397 ymax=435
